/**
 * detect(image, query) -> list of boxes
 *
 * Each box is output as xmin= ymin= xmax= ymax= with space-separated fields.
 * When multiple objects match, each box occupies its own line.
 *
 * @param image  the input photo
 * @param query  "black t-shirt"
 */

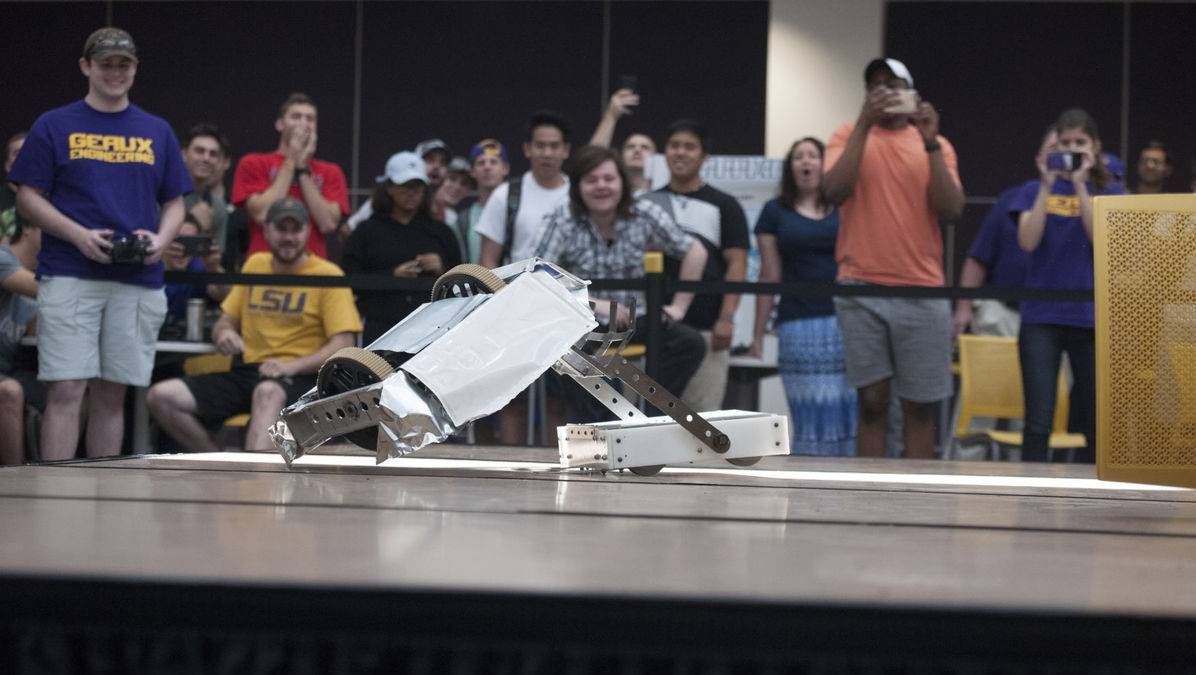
xmin=645 ymin=184 xmax=750 ymax=329
xmin=341 ymin=211 xmax=463 ymax=344
xmin=0 ymin=184 xmax=16 ymax=213
xmin=753 ymin=198 xmax=839 ymax=322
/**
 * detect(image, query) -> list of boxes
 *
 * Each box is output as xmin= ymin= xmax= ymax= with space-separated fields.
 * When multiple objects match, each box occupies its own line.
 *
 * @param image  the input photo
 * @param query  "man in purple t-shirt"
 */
xmin=8 ymin=27 xmax=191 ymax=460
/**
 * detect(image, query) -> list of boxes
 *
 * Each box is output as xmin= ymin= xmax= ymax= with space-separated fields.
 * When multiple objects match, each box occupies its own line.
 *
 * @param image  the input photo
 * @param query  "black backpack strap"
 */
xmin=500 ymin=176 xmax=522 ymax=265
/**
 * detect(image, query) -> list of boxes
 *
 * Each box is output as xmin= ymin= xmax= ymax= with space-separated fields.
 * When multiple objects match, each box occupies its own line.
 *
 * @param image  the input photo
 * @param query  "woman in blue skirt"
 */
xmin=750 ymin=137 xmax=857 ymax=455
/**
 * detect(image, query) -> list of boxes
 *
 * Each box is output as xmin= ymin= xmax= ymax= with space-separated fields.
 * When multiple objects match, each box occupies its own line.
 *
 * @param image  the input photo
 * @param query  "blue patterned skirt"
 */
xmin=777 ymin=315 xmax=858 ymax=456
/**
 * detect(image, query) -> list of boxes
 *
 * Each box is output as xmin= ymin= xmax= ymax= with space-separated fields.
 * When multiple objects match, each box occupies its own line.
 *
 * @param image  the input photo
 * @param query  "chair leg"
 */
xmin=525 ymin=377 xmax=548 ymax=447
xmin=24 ymin=405 xmax=41 ymax=463
xmin=525 ymin=381 xmax=536 ymax=447
xmin=537 ymin=377 xmax=550 ymax=447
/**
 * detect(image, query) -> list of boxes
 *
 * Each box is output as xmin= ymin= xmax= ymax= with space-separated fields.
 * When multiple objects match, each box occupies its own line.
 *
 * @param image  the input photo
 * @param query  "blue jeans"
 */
xmin=1017 ymin=322 xmax=1095 ymax=463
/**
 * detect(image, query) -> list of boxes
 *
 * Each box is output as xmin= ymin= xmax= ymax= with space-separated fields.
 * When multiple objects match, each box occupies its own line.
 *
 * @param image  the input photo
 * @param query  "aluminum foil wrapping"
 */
xmin=270 ymin=371 xmax=457 ymax=466
xmin=269 ymin=260 xmax=595 ymax=467
xmin=268 ymin=418 xmax=302 ymax=465
xmin=402 ymin=271 xmax=596 ymax=426
xmin=373 ymin=371 xmax=457 ymax=464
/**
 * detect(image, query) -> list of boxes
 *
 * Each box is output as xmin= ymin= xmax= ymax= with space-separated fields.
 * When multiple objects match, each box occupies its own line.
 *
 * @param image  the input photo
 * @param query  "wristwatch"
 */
xmin=924 ymin=139 xmax=942 ymax=154
xmin=293 ymin=166 xmax=310 ymax=180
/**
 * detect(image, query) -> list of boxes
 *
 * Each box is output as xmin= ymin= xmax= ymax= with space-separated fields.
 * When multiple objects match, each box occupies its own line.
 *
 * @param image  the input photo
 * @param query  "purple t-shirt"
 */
xmin=1010 ymin=177 xmax=1125 ymax=328
xmin=7 ymin=100 xmax=191 ymax=288
xmin=968 ymin=185 xmax=1029 ymax=289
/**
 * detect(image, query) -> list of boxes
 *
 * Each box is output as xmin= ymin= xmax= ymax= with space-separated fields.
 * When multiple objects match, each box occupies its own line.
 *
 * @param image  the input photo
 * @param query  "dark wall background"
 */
xmin=0 ymin=0 xmax=768 ymax=201
xmin=6 ymin=0 xmax=1191 ymax=276
xmin=886 ymin=1 xmax=1196 ymax=281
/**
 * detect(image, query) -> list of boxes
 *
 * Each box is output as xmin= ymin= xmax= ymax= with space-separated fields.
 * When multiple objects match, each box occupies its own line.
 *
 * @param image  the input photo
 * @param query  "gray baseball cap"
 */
xmin=414 ymin=138 xmax=450 ymax=160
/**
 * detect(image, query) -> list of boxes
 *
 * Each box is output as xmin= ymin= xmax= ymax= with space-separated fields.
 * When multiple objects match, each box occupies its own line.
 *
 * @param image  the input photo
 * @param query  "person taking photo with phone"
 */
xmin=589 ymin=83 xmax=659 ymax=197
xmin=822 ymin=57 xmax=964 ymax=459
xmin=1013 ymin=108 xmax=1124 ymax=463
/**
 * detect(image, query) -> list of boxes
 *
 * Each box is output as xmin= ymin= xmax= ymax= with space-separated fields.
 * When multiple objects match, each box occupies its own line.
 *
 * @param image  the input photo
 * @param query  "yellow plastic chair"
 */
xmin=182 ymin=353 xmax=232 ymax=377
xmin=954 ymin=335 xmax=1087 ymax=461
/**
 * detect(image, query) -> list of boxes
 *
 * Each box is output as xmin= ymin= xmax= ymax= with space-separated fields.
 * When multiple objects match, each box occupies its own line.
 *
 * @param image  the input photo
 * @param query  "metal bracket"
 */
xmin=574 ymin=374 xmax=645 ymax=423
xmin=279 ymin=382 xmax=391 ymax=449
xmin=567 ymin=347 xmax=731 ymax=454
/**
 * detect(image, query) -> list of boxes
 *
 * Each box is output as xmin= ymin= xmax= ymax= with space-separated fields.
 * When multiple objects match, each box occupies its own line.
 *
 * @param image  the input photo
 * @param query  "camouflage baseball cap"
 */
xmin=83 ymin=27 xmax=138 ymax=62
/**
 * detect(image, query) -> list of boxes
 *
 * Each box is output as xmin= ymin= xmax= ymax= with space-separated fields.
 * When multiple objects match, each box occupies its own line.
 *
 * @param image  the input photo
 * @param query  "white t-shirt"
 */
xmin=474 ymin=171 xmax=569 ymax=263
xmin=347 ymin=200 xmax=373 ymax=230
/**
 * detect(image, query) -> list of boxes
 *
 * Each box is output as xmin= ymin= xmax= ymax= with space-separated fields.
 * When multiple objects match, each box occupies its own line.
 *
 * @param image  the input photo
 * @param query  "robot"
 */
xmin=269 ymin=259 xmax=788 ymax=474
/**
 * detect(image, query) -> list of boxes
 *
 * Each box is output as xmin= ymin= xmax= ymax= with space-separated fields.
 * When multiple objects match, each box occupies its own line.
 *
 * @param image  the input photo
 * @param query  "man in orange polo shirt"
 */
xmin=823 ymin=58 xmax=965 ymax=459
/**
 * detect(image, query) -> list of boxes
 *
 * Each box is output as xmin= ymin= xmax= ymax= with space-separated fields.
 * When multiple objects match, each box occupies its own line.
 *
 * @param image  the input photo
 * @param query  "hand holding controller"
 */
xmin=108 ymin=233 xmax=151 ymax=264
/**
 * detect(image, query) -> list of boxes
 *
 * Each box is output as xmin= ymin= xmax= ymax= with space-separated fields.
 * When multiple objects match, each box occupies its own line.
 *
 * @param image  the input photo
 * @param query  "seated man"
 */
xmin=147 ymin=197 xmax=362 ymax=452
xmin=0 ymin=221 xmax=40 ymax=465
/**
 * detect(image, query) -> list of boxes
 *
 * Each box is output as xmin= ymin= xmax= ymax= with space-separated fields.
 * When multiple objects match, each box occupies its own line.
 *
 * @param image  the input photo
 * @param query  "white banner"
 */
xmin=699 ymin=155 xmax=783 ymax=229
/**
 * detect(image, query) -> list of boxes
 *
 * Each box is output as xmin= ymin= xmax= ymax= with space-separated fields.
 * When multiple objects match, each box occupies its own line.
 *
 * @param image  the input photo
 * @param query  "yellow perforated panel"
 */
xmin=1095 ymin=194 xmax=1196 ymax=487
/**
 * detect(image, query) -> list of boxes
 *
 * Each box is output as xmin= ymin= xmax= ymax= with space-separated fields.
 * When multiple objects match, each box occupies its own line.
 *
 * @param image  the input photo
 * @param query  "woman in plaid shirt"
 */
xmin=533 ymin=145 xmax=710 ymax=418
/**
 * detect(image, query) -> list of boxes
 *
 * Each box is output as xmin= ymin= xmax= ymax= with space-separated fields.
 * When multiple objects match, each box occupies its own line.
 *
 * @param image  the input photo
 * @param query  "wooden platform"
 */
xmin=2 ymin=446 xmax=1195 ymax=672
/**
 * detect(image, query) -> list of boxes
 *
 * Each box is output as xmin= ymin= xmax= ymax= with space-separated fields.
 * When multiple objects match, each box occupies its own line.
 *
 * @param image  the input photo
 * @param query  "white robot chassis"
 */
xmin=269 ymin=259 xmax=788 ymax=474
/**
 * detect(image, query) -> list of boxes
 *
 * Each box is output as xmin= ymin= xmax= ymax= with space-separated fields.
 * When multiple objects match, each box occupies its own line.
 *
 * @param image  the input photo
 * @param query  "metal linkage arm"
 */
xmin=567 ymin=347 xmax=731 ymax=454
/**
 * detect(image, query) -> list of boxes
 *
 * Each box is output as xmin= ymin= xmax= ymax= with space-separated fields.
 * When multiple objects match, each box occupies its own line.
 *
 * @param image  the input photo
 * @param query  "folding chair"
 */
xmin=954 ymin=335 xmax=1087 ymax=461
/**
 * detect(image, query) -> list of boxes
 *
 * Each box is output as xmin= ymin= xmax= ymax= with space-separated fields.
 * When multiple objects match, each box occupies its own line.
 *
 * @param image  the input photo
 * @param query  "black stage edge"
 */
xmin=4 ymin=575 xmax=1195 ymax=674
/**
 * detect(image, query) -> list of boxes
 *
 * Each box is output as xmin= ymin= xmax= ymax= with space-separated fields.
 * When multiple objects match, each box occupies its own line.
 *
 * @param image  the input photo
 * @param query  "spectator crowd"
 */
xmin=3 ymin=28 xmax=1191 ymax=466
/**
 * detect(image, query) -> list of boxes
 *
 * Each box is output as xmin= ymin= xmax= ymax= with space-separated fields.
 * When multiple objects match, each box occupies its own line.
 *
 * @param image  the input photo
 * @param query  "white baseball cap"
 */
xmin=864 ymin=58 xmax=914 ymax=88
xmin=377 ymin=151 xmax=429 ymax=185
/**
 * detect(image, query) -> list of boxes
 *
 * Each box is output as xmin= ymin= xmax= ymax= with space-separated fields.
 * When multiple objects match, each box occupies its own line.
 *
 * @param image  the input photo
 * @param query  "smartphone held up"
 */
xmin=1045 ymin=151 xmax=1087 ymax=173
xmin=883 ymin=89 xmax=919 ymax=115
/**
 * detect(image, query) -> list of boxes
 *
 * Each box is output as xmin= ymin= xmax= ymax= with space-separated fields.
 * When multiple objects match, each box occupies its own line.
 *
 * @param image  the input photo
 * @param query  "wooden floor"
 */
xmin=5 ymin=446 xmax=1196 ymax=672
xmin=2 ymin=445 xmax=1195 ymax=619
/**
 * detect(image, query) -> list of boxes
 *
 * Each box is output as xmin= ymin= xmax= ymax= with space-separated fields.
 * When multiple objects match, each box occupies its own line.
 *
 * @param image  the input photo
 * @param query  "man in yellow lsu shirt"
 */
xmin=148 ymin=197 xmax=361 ymax=451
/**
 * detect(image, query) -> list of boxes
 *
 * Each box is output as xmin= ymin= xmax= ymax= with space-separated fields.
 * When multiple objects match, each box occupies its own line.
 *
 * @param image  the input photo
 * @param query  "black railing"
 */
xmin=166 ymin=269 xmax=1096 ymax=375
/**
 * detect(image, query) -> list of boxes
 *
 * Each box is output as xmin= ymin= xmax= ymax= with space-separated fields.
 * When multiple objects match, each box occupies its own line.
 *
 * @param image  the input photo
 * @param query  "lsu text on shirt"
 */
xmin=1009 ymin=177 xmax=1125 ymax=328
xmin=221 ymin=252 xmax=362 ymax=364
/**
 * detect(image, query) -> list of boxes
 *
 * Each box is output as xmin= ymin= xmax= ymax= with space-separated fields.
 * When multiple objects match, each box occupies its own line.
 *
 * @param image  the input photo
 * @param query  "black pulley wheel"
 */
xmin=316 ymin=347 xmax=395 ymax=449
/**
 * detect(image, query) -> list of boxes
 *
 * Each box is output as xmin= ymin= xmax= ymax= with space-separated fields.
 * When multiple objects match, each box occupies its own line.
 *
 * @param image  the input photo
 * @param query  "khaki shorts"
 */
xmin=680 ymin=329 xmax=731 ymax=412
xmin=37 ymin=276 xmax=167 ymax=386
